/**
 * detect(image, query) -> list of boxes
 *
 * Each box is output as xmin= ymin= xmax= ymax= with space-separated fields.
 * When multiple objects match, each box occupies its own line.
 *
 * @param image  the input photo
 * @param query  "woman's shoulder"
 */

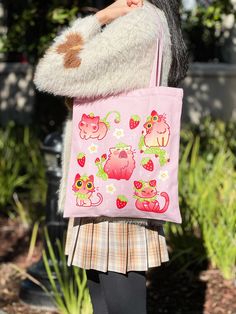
xmin=142 ymin=1 xmax=171 ymax=40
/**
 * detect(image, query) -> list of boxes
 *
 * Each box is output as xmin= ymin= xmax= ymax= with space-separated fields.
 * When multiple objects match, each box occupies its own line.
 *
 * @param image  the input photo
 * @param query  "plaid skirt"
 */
xmin=64 ymin=217 xmax=169 ymax=274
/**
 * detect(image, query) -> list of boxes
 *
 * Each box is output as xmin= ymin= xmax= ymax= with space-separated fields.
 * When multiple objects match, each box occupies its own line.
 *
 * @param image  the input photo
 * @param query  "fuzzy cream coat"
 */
xmin=34 ymin=0 xmax=172 ymax=226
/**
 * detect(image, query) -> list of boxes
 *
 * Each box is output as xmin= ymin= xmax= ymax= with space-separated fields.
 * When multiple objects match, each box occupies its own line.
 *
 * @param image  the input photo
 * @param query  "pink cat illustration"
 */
xmin=143 ymin=110 xmax=170 ymax=147
xmin=133 ymin=179 xmax=169 ymax=213
xmin=103 ymin=143 xmax=136 ymax=180
xmin=78 ymin=111 xmax=120 ymax=140
xmin=72 ymin=173 xmax=103 ymax=207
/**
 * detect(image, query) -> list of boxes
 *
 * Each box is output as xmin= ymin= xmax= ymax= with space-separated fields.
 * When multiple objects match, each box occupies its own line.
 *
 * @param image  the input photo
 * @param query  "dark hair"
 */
xmin=149 ymin=0 xmax=189 ymax=87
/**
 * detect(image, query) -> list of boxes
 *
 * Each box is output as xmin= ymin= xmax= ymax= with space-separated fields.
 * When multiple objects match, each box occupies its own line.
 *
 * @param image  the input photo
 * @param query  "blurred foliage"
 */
xmin=1 ymin=0 xmax=90 ymax=63
xmin=169 ymin=137 xmax=236 ymax=280
xmin=180 ymin=115 xmax=236 ymax=164
xmin=2 ymin=0 xmax=236 ymax=63
xmin=0 ymin=121 xmax=47 ymax=224
xmin=182 ymin=0 xmax=236 ymax=61
xmin=166 ymin=116 xmax=236 ymax=280
xmin=42 ymin=228 xmax=93 ymax=314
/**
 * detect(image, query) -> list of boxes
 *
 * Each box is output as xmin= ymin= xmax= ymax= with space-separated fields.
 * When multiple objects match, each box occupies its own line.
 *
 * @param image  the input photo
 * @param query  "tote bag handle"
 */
xmin=149 ymin=21 xmax=164 ymax=88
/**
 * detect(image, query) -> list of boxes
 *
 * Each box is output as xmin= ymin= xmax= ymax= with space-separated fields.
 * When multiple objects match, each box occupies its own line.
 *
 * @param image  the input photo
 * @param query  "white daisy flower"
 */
xmin=113 ymin=128 xmax=124 ymax=139
xmin=88 ymin=143 xmax=98 ymax=154
xmin=106 ymin=184 xmax=116 ymax=195
xmin=158 ymin=170 xmax=169 ymax=181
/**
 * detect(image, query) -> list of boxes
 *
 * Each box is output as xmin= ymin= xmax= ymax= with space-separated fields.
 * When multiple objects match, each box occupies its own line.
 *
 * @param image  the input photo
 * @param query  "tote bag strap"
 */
xmin=149 ymin=21 xmax=164 ymax=88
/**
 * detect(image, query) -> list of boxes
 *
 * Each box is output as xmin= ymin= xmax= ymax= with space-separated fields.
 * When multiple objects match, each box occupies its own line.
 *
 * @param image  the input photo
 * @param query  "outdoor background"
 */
xmin=0 ymin=0 xmax=235 ymax=313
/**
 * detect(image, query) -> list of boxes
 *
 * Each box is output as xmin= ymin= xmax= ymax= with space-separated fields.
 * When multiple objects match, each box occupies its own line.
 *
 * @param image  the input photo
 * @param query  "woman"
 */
xmin=34 ymin=0 xmax=188 ymax=313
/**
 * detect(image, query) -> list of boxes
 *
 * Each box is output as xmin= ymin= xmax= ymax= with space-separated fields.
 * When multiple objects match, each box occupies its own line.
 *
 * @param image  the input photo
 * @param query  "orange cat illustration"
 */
xmin=72 ymin=173 xmax=103 ymax=207
xmin=143 ymin=110 xmax=170 ymax=147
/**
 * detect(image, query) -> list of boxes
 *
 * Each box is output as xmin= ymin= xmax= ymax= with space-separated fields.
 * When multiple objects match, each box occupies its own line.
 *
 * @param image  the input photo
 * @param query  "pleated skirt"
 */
xmin=64 ymin=217 xmax=169 ymax=274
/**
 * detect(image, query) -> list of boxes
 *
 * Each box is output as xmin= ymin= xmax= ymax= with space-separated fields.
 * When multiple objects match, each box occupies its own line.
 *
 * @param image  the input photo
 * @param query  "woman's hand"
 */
xmin=95 ymin=0 xmax=143 ymax=26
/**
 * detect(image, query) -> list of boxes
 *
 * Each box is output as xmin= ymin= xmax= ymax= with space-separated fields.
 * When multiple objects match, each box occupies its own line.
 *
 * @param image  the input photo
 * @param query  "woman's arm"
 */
xmin=33 ymin=0 xmax=160 ymax=98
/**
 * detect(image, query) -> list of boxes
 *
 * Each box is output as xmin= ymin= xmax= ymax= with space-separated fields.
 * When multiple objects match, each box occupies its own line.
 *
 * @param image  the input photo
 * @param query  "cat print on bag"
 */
xmin=94 ymin=143 xmax=136 ymax=180
xmin=72 ymin=173 xmax=103 ymax=207
xmin=78 ymin=111 xmax=121 ymax=140
xmin=133 ymin=179 xmax=169 ymax=213
xmin=138 ymin=110 xmax=170 ymax=166
xmin=143 ymin=110 xmax=170 ymax=147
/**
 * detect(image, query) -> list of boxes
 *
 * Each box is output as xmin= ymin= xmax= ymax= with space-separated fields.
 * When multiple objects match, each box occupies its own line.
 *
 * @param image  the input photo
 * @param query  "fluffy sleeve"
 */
xmin=33 ymin=0 xmax=161 ymax=98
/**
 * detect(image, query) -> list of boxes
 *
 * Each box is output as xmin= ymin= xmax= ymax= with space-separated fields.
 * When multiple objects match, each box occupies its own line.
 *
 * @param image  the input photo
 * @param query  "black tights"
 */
xmin=86 ymin=269 xmax=147 ymax=314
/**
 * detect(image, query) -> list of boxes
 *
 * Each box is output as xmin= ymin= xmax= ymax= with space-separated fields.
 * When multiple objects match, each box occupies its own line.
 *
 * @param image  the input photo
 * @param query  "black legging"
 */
xmin=86 ymin=269 xmax=147 ymax=314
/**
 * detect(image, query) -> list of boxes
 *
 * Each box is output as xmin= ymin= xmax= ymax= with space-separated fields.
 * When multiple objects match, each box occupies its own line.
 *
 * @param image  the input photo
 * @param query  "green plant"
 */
xmin=0 ymin=121 xmax=47 ymax=223
xmin=42 ymin=227 xmax=93 ymax=314
xmin=0 ymin=122 xmax=28 ymax=209
xmin=167 ymin=135 xmax=236 ymax=280
xmin=1 ymin=0 xmax=85 ymax=63
xmin=182 ymin=0 xmax=235 ymax=61
xmin=193 ymin=147 xmax=236 ymax=280
xmin=180 ymin=116 xmax=236 ymax=164
xmin=166 ymin=137 xmax=208 ymax=272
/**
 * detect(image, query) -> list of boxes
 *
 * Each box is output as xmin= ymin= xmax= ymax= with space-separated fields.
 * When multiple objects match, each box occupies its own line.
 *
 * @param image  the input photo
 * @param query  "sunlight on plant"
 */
xmin=27 ymin=220 xmax=42 ymax=261
xmin=42 ymin=227 xmax=93 ymax=314
xmin=2 ymin=1 xmax=81 ymax=62
xmin=12 ymin=192 xmax=29 ymax=227
xmin=198 ymin=150 xmax=236 ymax=280
xmin=167 ymin=136 xmax=236 ymax=280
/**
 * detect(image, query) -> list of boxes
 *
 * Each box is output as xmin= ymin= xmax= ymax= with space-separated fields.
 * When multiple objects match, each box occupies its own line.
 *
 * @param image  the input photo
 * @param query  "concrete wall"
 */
xmin=181 ymin=62 xmax=236 ymax=124
xmin=0 ymin=63 xmax=35 ymax=125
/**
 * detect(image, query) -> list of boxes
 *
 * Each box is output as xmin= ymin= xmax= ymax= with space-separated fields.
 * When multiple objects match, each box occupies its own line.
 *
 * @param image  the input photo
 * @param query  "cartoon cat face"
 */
xmin=72 ymin=174 xmax=95 ymax=194
xmin=143 ymin=121 xmax=153 ymax=134
xmin=151 ymin=110 xmax=159 ymax=122
xmin=109 ymin=145 xmax=133 ymax=159
xmin=79 ymin=114 xmax=100 ymax=133
xmin=144 ymin=111 xmax=168 ymax=134
xmin=134 ymin=180 xmax=157 ymax=198
xmin=151 ymin=110 xmax=166 ymax=123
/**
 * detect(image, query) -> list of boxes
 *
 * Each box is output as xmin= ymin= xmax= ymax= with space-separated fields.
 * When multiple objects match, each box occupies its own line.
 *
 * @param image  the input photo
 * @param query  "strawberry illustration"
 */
xmin=134 ymin=181 xmax=143 ymax=190
xmin=95 ymin=157 xmax=100 ymax=164
xmin=151 ymin=110 xmax=158 ymax=117
xmin=141 ymin=158 xmax=154 ymax=171
xmin=116 ymin=195 xmax=128 ymax=209
xmin=129 ymin=115 xmax=141 ymax=129
xmin=101 ymin=153 xmax=107 ymax=161
xmin=77 ymin=153 xmax=85 ymax=167
xmin=149 ymin=180 xmax=156 ymax=187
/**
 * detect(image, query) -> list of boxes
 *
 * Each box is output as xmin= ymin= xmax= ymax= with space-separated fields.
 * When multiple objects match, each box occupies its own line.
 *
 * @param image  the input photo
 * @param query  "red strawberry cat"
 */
xmin=133 ymin=180 xmax=169 ymax=213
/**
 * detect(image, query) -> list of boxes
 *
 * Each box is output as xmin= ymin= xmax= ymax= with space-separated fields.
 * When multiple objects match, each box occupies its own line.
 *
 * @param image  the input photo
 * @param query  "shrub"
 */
xmin=167 ymin=135 xmax=236 ymax=280
xmin=182 ymin=0 xmax=235 ymax=61
xmin=0 ymin=121 xmax=47 ymax=223
xmin=180 ymin=116 xmax=236 ymax=164
xmin=1 ymin=0 xmax=90 ymax=63
xmin=42 ymin=228 xmax=93 ymax=314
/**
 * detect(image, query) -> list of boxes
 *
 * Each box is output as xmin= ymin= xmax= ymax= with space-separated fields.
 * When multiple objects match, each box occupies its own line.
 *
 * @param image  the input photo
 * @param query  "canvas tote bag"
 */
xmin=63 ymin=26 xmax=183 ymax=224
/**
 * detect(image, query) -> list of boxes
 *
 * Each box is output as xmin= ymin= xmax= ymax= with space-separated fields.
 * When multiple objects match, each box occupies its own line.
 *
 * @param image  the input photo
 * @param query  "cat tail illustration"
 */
xmin=158 ymin=192 xmax=169 ymax=213
xmin=102 ymin=111 xmax=121 ymax=127
xmin=91 ymin=193 xmax=103 ymax=206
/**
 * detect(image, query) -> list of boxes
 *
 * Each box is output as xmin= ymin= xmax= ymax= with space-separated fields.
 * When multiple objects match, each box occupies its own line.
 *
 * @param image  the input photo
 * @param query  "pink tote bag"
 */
xmin=63 ymin=28 xmax=183 ymax=224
